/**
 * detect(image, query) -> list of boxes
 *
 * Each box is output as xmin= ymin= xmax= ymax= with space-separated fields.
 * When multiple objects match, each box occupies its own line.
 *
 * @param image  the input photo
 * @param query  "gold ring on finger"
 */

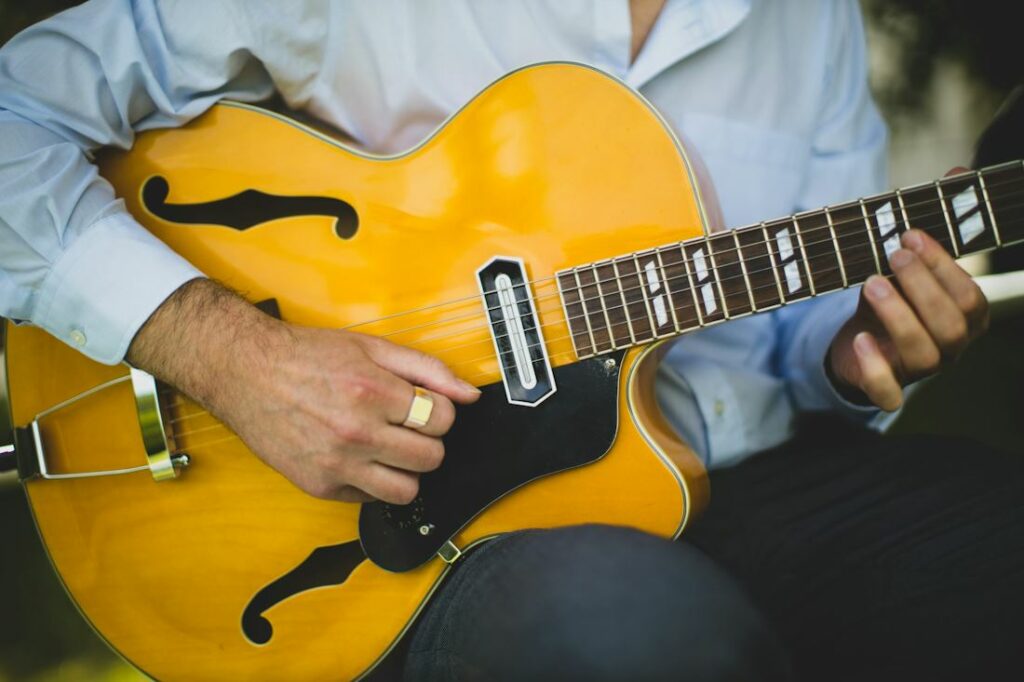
xmin=402 ymin=386 xmax=434 ymax=429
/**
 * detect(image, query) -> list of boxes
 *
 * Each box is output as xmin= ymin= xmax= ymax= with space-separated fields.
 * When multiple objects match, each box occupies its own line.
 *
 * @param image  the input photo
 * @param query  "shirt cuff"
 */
xmin=786 ymin=288 xmax=880 ymax=420
xmin=33 ymin=212 xmax=204 ymax=365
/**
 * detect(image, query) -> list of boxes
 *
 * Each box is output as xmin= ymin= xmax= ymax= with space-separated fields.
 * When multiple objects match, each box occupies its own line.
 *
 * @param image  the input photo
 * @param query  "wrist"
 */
xmin=126 ymin=278 xmax=282 ymax=410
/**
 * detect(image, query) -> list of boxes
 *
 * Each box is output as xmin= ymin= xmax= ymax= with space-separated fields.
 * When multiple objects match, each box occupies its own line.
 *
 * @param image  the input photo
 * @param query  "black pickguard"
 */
xmin=141 ymin=176 xmax=359 ymax=239
xmin=359 ymin=350 xmax=625 ymax=572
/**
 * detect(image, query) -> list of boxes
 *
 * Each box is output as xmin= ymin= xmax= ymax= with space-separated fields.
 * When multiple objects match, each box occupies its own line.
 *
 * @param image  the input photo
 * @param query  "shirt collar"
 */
xmin=627 ymin=0 xmax=752 ymax=88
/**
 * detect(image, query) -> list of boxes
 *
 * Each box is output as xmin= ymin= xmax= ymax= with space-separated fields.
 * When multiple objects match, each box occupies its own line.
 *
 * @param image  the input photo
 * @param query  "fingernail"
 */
xmin=853 ymin=331 xmax=873 ymax=355
xmin=889 ymin=249 xmax=914 ymax=269
xmin=458 ymin=379 xmax=481 ymax=394
xmin=866 ymin=276 xmax=891 ymax=300
xmin=902 ymin=230 xmax=925 ymax=253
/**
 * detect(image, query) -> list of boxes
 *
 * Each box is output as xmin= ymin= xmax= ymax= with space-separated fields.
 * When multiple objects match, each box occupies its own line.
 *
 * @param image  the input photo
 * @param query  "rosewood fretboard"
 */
xmin=557 ymin=161 xmax=1024 ymax=358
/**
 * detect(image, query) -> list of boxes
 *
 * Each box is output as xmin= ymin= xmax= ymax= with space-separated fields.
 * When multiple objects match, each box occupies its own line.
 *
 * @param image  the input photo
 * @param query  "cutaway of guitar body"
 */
xmin=4 ymin=63 xmax=711 ymax=680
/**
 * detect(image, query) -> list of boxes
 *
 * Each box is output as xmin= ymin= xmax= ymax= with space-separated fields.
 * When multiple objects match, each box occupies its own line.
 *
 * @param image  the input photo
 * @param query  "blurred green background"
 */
xmin=1 ymin=1 xmax=1022 ymax=680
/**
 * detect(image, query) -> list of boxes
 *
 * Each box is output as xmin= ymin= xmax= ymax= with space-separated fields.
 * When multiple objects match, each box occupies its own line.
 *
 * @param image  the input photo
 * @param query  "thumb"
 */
xmin=363 ymin=336 xmax=481 ymax=404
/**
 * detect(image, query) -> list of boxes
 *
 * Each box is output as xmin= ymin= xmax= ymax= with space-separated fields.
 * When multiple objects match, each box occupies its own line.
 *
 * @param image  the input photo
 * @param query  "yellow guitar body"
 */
xmin=5 ymin=63 xmax=711 ymax=679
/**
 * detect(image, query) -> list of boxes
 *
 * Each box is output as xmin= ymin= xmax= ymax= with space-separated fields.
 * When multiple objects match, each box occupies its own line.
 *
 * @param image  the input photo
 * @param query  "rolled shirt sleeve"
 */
xmin=0 ymin=0 xmax=327 ymax=363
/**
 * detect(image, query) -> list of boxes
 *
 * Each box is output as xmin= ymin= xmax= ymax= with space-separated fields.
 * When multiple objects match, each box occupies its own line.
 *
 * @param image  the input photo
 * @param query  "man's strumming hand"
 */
xmin=828 ymin=223 xmax=990 ymax=411
xmin=127 ymin=279 xmax=481 ymax=504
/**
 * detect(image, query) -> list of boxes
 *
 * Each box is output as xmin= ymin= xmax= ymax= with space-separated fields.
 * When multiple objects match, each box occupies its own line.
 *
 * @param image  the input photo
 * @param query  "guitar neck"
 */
xmin=558 ymin=160 xmax=1024 ymax=358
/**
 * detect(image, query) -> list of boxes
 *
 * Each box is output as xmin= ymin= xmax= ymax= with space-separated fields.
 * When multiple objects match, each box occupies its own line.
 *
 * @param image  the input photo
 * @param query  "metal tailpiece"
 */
xmin=19 ymin=370 xmax=187 ymax=481
xmin=129 ymin=368 xmax=180 ymax=481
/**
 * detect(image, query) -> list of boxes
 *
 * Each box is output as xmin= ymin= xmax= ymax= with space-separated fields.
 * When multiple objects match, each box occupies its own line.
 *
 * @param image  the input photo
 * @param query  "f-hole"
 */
xmin=241 ymin=540 xmax=366 ymax=645
xmin=141 ymin=176 xmax=359 ymax=239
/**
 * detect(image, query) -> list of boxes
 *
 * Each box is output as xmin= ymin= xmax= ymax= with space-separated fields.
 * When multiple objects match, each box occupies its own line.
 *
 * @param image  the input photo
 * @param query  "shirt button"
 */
xmin=69 ymin=329 xmax=87 ymax=347
xmin=713 ymin=399 xmax=725 ymax=417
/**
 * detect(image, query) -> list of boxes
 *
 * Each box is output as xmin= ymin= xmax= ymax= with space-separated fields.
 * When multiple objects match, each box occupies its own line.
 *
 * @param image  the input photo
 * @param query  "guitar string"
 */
xmin=162 ymin=230 xmax=946 ymax=433
xmin=361 ymin=178 xmax=1020 ymax=347
xmin=161 ymin=187 xmax=1022 ymax=442
xmin=453 ymin=255 xmax=967 ymax=385
xmin=188 ymin=172 xmax=1009 ymax=376
xmin=379 ymin=193 xmax=1018 ymax=355
xmin=458 ymin=184 xmax=1017 ymax=361
xmin=369 ymin=178 xmax=1010 ymax=337
xmin=343 ymin=169 xmax=1014 ymax=332
xmin=164 ymin=199 xmax=1023 ymax=441
xmin=165 ymin=245 xmax=951 ymax=444
xmin=166 ymin=257 xmax=912 ymax=449
xmin=338 ymin=168 xmax=1019 ymax=335
xmin=438 ymin=247 xmax=975 ymax=377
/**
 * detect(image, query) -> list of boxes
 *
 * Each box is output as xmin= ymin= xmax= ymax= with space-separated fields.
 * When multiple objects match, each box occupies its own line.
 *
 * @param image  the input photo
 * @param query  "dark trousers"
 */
xmin=402 ymin=417 xmax=1024 ymax=681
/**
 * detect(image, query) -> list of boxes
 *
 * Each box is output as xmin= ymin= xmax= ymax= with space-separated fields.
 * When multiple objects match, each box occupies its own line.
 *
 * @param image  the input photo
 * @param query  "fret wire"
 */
xmin=704 ymin=236 xmax=731 ymax=318
xmin=478 ymin=253 xmax=878 ymax=364
xmin=654 ymin=249 xmax=683 ymax=332
xmin=895 ymin=188 xmax=912 ymax=239
xmin=679 ymin=243 xmax=706 ymax=326
xmin=894 ymin=188 xmax=913 ymax=266
xmin=760 ymin=221 xmax=787 ymax=303
xmin=739 ymin=227 xmax=785 ymax=312
xmin=976 ymin=170 xmax=1002 ymax=246
xmin=632 ymin=253 xmax=663 ymax=337
xmin=540 ymin=177 xmax=1024 ymax=347
xmin=554 ymin=222 xmax=1023 ymax=343
xmin=509 ymin=184 xmax=1024 ymax=353
xmin=934 ymin=180 xmax=960 ymax=257
xmin=611 ymin=258 xmax=639 ymax=344
xmin=468 ymin=239 xmax=1022 ymax=371
xmin=792 ymin=216 xmax=816 ymax=296
xmin=369 ymin=169 xmax=1024 ymax=341
xmin=591 ymin=262 xmax=620 ymax=349
xmin=858 ymin=199 xmax=883 ymax=273
xmin=733 ymin=230 xmax=758 ymax=312
xmin=560 ymin=175 xmax=1020 ymax=317
xmin=571 ymin=267 xmax=599 ymax=356
xmin=527 ymin=186 xmax=1024 ymax=357
xmin=403 ymin=177 xmax=1024 ymax=364
xmin=554 ymin=271 xmax=582 ymax=358
xmin=823 ymin=207 xmax=848 ymax=288
xmin=732 ymin=174 xmax=1019 ymax=284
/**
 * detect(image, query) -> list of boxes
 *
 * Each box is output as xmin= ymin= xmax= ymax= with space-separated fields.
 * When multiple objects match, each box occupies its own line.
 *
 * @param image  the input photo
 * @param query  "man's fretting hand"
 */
xmin=127 ymin=279 xmax=481 ymax=504
xmin=828 ymin=227 xmax=989 ymax=411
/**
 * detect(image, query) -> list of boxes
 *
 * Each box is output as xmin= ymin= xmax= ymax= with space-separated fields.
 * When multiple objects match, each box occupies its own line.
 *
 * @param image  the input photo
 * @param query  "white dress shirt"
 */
xmin=0 ymin=0 xmax=892 ymax=467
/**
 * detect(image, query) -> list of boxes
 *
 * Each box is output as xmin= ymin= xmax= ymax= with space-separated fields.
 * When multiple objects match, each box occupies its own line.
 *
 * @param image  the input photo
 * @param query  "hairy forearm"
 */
xmin=124 ymin=276 xmax=478 ymax=504
xmin=126 ymin=278 xmax=285 ymax=410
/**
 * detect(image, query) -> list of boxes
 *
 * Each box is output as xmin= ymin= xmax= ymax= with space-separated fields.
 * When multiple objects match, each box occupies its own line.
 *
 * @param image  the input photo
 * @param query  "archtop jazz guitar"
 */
xmin=2 ymin=63 xmax=1022 ymax=680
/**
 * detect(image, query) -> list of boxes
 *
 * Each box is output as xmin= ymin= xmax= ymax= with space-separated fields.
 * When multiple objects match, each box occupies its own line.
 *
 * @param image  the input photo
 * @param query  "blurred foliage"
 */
xmin=863 ymin=0 xmax=1023 ymax=114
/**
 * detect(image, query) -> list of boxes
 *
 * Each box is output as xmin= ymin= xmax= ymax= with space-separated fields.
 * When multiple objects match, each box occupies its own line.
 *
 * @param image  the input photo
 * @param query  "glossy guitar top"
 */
xmin=5 ymin=63 xmax=710 ymax=680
